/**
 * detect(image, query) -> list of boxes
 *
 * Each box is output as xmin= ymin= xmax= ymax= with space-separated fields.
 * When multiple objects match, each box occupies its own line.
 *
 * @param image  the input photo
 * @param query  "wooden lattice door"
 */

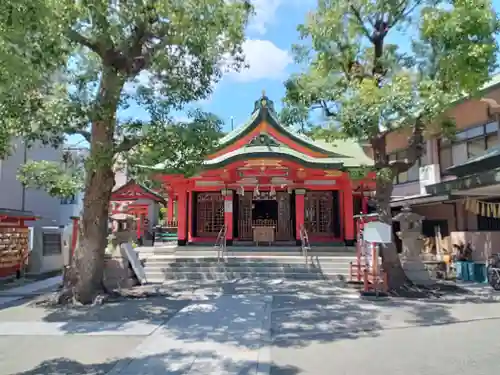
xmin=304 ymin=191 xmax=333 ymax=236
xmin=276 ymin=192 xmax=292 ymax=240
xmin=196 ymin=193 xmax=224 ymax=237
xmin=238 ymin=192 xmax=253 ymax=240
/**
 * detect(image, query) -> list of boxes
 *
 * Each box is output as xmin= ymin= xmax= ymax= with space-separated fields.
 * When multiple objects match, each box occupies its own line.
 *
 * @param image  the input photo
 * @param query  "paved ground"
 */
xmin=1 ymin=279 xmax=500 ymax=374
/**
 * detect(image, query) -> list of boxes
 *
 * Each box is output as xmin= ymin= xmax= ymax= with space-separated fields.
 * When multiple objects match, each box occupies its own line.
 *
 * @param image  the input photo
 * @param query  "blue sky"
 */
xmin=68 ymin=0 xmax=500 ymax=146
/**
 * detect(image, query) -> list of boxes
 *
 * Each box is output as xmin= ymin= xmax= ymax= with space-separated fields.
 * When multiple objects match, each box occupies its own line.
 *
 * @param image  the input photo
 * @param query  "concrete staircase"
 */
xmin=138 ymin=246 xmax=356 ymax=284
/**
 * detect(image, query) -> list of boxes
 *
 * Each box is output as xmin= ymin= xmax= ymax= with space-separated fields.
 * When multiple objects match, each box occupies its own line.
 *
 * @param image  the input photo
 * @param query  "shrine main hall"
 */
xmin=147 ymin=94 xmax=375 ymax=246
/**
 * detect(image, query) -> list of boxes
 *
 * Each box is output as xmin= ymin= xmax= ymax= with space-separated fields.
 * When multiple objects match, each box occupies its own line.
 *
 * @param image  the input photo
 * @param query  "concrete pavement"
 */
xmin=0 ymin=276 xmax=62 ymax=307
xmin=1 ymin=279 xmax=500 ymax=374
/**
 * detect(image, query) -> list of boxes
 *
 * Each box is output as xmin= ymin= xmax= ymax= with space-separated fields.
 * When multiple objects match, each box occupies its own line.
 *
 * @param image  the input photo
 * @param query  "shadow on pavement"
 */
xmin=3 ymin=279 xmax=500 ymax=374
xmin=6 ymin=353 xmax=301 ymax=375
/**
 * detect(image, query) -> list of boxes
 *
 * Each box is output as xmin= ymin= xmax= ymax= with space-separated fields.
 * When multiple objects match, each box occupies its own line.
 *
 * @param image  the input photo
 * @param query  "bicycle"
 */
xmin=486 ymin=254 xmax=500 ymax=290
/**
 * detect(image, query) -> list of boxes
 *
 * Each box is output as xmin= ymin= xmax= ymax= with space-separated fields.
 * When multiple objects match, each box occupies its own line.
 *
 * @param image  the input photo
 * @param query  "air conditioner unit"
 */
xmin=27 ymin=226 xmax=64 ymax=275
xmin=419 ymin=164 xmax=441 ymax=195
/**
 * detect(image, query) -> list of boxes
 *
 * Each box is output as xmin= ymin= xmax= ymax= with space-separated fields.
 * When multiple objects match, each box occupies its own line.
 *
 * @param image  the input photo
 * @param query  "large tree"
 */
xmin=126 ymin=109 xmax=224 ymax=187
xmin=0 ymin=0 xmax=251 ymax=304
xmin=283 ymin=0 xmax=499 ymax=288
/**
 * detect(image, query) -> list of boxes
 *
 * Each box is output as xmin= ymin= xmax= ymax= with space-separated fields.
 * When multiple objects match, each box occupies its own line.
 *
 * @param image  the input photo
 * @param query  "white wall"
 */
xmin=113 ymin=153 xmax=128 ymax=189
xmin=0 ymin=139 xmax=65 ymax=226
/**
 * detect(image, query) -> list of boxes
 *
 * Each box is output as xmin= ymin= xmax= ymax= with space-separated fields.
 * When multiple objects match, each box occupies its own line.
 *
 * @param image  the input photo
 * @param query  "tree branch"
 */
xmin=67 ymin=30 xmax=105 ymax=57
xmin=350 ymin=5 xmax=374 ymax=42
xmin=390 ymin=116 xmax=425 ymax=174
xmin=388 ymin=0 xmax=422 ymax=28
xmin=67 ymin=129 xmax=91 ymax=143
xmin=115 ymin=135 xmax=143 ymax=153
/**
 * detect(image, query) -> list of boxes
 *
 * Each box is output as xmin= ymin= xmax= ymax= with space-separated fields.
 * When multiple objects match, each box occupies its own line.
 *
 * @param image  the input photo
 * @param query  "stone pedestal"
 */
xmin=393 ymin=206 xmax=433 ymax=286
xmin=103 ymin=214 xmax=139 ymax=290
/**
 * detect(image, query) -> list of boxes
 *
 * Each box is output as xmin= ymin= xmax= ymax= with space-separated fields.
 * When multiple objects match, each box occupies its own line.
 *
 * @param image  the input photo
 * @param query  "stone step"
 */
xmin=144 ymin=265 xmax=350 ymax=273
xmin=144 ymin=271 xmax=334 ymax=282
xmin=144 ymin=255 xmax=357 ymax=261
xmin=143 ymin=258 xmax=353 ymax=266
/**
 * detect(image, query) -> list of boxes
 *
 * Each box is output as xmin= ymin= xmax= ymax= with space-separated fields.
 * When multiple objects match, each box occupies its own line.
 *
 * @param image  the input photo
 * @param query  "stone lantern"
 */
xmin=393 ymin=205 xmax=433 ymax=286
xmin=108 ymin=213 xmax=137 ymax=253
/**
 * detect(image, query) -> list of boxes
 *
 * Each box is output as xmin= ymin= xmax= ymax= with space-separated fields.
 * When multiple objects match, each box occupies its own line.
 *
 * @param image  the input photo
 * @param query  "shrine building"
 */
xmin=146 ymin=94 xmax=375 ymax=246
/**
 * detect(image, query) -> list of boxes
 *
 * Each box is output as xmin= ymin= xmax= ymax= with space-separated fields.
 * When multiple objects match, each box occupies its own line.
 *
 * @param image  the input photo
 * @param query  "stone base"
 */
xmin=401 ymin=257 xmax=434 ymax=286
xmin=103 ymin=255 xmax=139 ymax=290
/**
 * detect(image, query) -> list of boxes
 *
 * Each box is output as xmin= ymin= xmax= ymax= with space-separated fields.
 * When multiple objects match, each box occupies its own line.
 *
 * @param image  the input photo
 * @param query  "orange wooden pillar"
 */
xmin=176 ymin=188 xmax=188 ymax=245
xmin=343 ymin=186 xmax=355 ymax=245
xmin=222 ymin=189 xmax=234 ymax=245
xmin=295 ymin=189 xmax=305 ymax=245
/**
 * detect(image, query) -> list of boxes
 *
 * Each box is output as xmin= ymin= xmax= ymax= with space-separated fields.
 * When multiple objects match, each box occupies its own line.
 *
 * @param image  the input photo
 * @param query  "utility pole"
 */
xmin=230 ymin=116 xmax=234 ymax=131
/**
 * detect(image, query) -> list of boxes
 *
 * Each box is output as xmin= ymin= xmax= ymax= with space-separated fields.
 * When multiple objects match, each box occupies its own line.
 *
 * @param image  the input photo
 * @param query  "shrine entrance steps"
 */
xmin=138 ymin=245 xmax=356 ymax=284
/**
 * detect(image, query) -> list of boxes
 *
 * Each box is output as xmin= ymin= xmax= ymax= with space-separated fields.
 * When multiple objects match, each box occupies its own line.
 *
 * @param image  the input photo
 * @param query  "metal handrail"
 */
xmin=299 ymin=224 xmax=311 ymax=266
xmin=214 ymin=224 xmax=228 ymax=261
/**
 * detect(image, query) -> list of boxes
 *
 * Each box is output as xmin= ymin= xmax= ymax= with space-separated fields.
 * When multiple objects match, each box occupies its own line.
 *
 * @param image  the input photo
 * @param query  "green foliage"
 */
xmin=0 ymin=0 xmax=251 ymax=197
xmin=283 ymin=0 xmax=499 ymax=179
xmin=126 ymin=109 xmax=224 ymax=183
xmin=17 ymin=160 xmax=84 ymax=198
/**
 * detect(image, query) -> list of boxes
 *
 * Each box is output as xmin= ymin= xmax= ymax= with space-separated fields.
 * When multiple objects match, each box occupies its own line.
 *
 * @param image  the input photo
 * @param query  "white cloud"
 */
xmin=227 ymin=39 xmax=292 ymax=82
xmin=248 ymin=0 xmax=283 ymax=35
xmin=247 ymin=0 xmax=315 ymax=35
xmin=124 ymin=39 xmax=292 ymax=104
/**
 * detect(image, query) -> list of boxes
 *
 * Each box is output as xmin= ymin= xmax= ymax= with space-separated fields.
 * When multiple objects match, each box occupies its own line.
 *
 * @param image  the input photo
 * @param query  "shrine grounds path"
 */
xmin=1 ymin=279 xmax=500 ymax=374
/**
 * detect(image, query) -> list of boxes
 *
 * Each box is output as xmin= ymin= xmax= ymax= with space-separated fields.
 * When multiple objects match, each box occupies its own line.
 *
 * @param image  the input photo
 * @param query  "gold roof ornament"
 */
xmin=261 ymin=89 xmax=267 ymax=107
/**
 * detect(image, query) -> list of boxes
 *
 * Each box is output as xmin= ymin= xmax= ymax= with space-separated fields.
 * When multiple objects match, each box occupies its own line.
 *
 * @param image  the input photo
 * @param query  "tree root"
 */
xmin=41 ymin=266 xmax=120 ymax=306
xmin=387 ymin=281 xmax=469 ymax=299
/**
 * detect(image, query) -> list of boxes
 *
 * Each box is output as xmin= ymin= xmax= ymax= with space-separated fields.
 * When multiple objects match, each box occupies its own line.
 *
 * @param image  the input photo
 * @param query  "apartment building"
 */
xmin=388 ymin=74 xmax=500 ymax=259
xmin=0 ymin=139 xmax=68 ymax=227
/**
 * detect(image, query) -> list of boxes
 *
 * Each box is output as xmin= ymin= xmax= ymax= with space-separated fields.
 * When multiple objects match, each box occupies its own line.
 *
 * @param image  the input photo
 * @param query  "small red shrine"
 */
xmin=146 ymin=93 xmax=375 ymax=246
xmin=110 ymin=180 xmax=166 ymax=240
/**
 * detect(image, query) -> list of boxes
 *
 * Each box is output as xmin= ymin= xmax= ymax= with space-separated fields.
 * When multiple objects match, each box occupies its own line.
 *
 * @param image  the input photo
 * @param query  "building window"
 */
xmin=438 ymin=121 xmax=500 ymax=174
xmin=42 ymin=232 xmax=62 ymax=255
xmin=60 ymin=195 xmax=76 ymax=205
xmin=467 ymin=137 xmax=486 ymax=158
xmin=487 ymin=133 xmax=498 ymax=149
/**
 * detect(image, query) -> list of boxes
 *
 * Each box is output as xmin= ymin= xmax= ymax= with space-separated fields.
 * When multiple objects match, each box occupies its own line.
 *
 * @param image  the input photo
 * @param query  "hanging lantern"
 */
xmin=238 ymin=185 xmax=244 ymax=196
xmin=254 ymin=185 xmax=260 ymax=198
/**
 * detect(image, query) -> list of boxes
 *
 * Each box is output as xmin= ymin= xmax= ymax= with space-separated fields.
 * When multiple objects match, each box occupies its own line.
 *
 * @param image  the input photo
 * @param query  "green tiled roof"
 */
xmin=212 ymin=94 xmax=373 ymax=169
xmin=204 ymin=146 xmax=343 ymax=169
xmin=146 ymin=93 xmax=374 ymax=172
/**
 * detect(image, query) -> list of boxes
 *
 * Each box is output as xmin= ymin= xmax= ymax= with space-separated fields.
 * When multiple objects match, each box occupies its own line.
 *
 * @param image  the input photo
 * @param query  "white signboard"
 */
xmin=362 ymin=239 xmax=373 ymax=268
xmin=121 ymin=243 xmax=147 ymax=284
xmin=363 ymin=221 xmax=392 ymax=244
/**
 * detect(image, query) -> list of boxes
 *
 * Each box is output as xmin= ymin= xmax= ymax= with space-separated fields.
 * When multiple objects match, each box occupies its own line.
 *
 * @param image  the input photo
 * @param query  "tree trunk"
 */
xmin=71 ymin=68 xmax=124 ymax=304
xmin=371 ymin=136 xmax=409 ymax=290
xmin=374 ymin=175 xmax=408 ymax=289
